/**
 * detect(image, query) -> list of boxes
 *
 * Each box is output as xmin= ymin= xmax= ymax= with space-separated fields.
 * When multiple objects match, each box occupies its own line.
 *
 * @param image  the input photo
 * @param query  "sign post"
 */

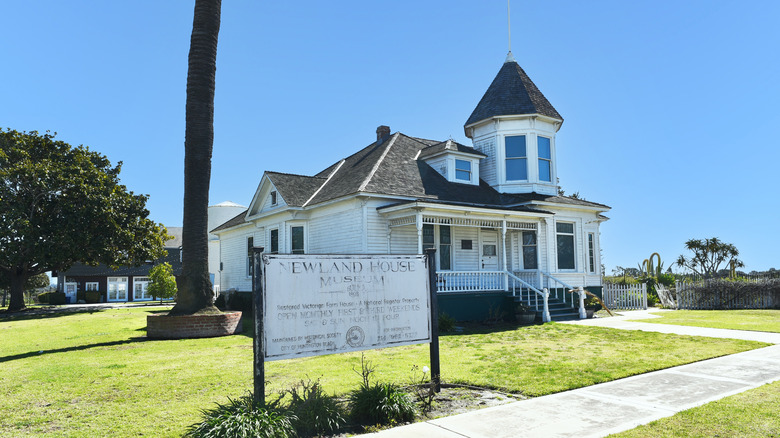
xmin=251 ymin=246 xmax=265 ymax=406
xmin=425 ymin=248 xmax=441 ymax=393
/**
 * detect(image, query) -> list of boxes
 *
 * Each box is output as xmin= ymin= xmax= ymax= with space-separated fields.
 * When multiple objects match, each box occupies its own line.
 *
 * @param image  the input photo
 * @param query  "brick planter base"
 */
xmin=147 ymin=311 xmax=243 ymax=339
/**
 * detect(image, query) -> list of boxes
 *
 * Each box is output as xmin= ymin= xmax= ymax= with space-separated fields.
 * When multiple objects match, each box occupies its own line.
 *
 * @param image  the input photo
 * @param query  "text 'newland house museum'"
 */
xmin=213 ymin=54 xmax=610 ymax=321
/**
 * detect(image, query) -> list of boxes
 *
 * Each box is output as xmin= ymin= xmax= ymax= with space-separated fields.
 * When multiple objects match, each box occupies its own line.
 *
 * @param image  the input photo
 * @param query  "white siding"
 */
xmin=218 ymin=226 xmax=256 ymax=292
xmin=260 ymin=186 xmax=286 ymax=213
xmin=423 ymin=156 xmax=448 ymax=178
xmin=306 ymin=201 xmax=363 ymax=253
xmin=473 ymin=137 xmax=496 ymax=186
xmin=390 ymin=226 xmax=417 ymax=254
xmin=453 ymin=227 xmax=479 ymax=270
xmin=366 ymin=200 xmax=390 ymax=253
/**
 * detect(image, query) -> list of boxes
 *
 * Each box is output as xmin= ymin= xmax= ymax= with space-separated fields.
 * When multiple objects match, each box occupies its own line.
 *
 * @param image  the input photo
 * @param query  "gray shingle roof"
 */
xmin=418 ymin=140 xmax=487 ymax=159
xmin=265 ymin=172 xmax=325 ymax=207
xmin=465 ymin=61 xmax=562 ymax=127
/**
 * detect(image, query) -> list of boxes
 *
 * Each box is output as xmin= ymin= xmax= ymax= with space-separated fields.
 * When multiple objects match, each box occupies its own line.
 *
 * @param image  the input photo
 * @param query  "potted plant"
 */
xmin=584 ymin=296 xmax=600 ymax=318
xmin=515 ymin=303 xmax=536 ymax=325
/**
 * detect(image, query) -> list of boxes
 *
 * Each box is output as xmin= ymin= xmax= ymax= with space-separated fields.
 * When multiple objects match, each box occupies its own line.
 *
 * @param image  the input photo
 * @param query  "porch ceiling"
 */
xmin=388 ymin=215 xmax=537 ymax=230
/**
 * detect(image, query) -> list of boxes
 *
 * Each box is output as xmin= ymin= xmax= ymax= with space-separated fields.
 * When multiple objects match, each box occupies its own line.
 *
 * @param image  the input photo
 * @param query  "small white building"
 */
xmin=212 ymin=55 xmax=610 ymax=321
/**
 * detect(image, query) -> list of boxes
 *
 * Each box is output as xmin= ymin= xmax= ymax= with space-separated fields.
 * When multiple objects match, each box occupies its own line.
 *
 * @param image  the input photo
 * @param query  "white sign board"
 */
xmin=262 ymin=254 xmax=431 ymax=361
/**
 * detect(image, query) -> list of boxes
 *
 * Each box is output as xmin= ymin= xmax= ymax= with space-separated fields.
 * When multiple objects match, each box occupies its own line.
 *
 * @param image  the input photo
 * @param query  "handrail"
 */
xmin=507 ymin=272 xmax=550 ymax=322
xmin=540 ymin=271 xmax=576 ymax=307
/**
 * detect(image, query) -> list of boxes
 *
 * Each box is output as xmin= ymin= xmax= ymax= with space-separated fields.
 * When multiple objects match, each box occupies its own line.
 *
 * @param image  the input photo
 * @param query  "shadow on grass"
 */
xmin=0 ymin=306 xmax=108 ymax=322
xmin=0 ymin=337 xmax=149 ymax=364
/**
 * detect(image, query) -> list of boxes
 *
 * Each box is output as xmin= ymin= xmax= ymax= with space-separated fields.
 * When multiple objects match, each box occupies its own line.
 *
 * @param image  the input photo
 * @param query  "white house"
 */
xmin=212 ymin=54 xmax=610 ymax=321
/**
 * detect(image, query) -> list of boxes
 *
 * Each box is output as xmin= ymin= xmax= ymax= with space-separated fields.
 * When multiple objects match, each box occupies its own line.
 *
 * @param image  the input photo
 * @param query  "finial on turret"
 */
xmin=505 ymin=51 xmax=516 ymax=63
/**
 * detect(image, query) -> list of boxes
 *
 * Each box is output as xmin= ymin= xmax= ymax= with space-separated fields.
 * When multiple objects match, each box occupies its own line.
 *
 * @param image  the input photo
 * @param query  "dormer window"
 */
xmin=455 ymin=159 xmax=471 ymax=182
xmin=270 ymin=191 xmax=277 ymax=205
xmin=538 ymin=136 xmax=552 ymax=182
xmin=505 ymin=135 xmax=527 ymax=181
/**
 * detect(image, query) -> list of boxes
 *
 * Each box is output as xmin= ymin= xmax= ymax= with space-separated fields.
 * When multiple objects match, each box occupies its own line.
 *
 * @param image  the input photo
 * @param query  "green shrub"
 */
xmin=282 ymin=379 xmax=345 ymax=437
xmin=37 ymin=292 xmax=51 ymax=304
xmin=76 ymin=290 xmax=86 ymax=302
xmin=185 ymin=395 xmax=296 ymax=438
xmin=657 ymin=273 xmax=675 ymax=287
xmin=438 ymin=313 xmax=456 ymax=333
xmin=348 ymin=382 xmax=415 ymax=426
xmin=85 ymin=290 xmax=101 ymax=303
xmin=48 ymin=291 xmax=66 ymax=305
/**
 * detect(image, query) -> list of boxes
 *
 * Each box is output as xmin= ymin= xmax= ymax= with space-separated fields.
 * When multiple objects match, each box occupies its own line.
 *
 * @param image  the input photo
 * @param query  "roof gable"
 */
xmin=465 ymin=61 xmax=562 ymax=127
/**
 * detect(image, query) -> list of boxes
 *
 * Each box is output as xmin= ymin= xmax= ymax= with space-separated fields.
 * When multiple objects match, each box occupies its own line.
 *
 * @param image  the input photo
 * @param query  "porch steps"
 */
xmin=513 ymin=290 xmax=580 ymax=322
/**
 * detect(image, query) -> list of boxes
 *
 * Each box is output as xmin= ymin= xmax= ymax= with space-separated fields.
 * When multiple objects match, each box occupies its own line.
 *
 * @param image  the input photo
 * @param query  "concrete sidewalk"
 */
xmin=369 ymin=310 xmax=780 ymax=437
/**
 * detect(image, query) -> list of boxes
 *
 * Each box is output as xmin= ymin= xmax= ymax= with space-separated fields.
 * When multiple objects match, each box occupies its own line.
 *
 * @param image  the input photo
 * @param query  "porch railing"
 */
xmin=436 ymin=270 xmax=551 ymax=322
xmin=507 ymin=272 xmax=550 ymax=322
xmin=540 ymin=271 xmax=576 ymax=308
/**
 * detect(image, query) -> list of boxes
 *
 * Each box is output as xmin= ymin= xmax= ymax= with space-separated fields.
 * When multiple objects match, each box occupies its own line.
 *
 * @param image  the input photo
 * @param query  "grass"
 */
xmin=0 ymin=307 xmax=768 ymax=437
xmin=609 ymin=380 xmax=780 ymax=437
xmin=632 ymin=309 xmax=780 ymax=333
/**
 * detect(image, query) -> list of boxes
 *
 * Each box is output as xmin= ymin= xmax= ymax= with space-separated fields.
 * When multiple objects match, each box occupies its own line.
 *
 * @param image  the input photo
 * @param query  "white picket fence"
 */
xmin=602 ymin=283 xmax=647 ymax=310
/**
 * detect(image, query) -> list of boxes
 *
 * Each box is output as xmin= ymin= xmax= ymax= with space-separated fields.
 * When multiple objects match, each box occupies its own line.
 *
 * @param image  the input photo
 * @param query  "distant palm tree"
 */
xmin=171 ymin=0 xmax=222 ymax=315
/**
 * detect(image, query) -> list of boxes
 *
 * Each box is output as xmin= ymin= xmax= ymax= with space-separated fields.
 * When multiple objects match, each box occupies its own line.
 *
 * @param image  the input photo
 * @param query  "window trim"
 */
xmin=537 ymin=136 xmax=552 ymax=182
xmin=269 ymin=228 xmax=279 ymax=254
xmin=588 ymin=232 xmax=596 ymax=273
xmin=85 ymin=282 xmax=99 ymax=292
xmin=555 ymin=222 xmax=576 ymax=271
xmin=270 ymin=190 xmax=278 ymax=206
xmin=290 ymin=225 xmax=305 ymax=254
xmin=520 ymin=231 xmax=538 ymax=270
xmin=454 ymin=159 xmax=472 ymax=182
xmin=246 ymin=236 xmax=254 ymax=277
xmin=133 ymin=277 xmax=152 ymax=301
xmin=422 ymin=223 xmax=453 ymax=271
xmin=504 ymin=135 xmax=528 ymax=182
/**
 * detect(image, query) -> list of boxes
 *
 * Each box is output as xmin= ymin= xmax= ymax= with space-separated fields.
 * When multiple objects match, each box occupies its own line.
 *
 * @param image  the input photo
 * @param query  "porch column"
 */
xmin=544 ymin=217 xmax=554 ymax=273
xmin=501 ymin=219 xmax=508 ymax=291
xmin=386 ymin=226 xmax=392 ymax=253
xmin=415 ymin=211 xmax=423 ymax=254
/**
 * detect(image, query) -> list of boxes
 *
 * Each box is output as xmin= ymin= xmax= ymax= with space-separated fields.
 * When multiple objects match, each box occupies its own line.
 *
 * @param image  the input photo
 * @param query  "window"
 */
xmin=134 ymin=277 xmax=151 ymax=301
xmin=588 ymin=233 xmax=596 ymax=273
xmin=86 ymin=282 xmax=99 ymax=292
xmin=107 ymin=277 xmax=128 ymax=301
xmin=422 ymin=224 xmax=435 ymax=252
xmin=556 ymin=222 xmax=575 ymax=270
xmin=422 ymin=224 xmax=452 ymax=270
xmin=291 ymin=226 xmax=304 ymax=254
xmin=439 ymin=225 xmax=452 ymax=270
xmin=521 ymin=231 xmax=538 ymax=270
xmin=538 ymin=136 xmax=552 ymax=182
xmin=505 ymin=135 xmax=527 ymax=181
xmin=270 ymin=191 xmax=277 ymax=205
xmin=455 ymin=159 xmax=471 ymax=182
xmin=246 ymin=237 xmax=254 ymax=277
xmin=270 ymin=229 xmax=279 ymax=253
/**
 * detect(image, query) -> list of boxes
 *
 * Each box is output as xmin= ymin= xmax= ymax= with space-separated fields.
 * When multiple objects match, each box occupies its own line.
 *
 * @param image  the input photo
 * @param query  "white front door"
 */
xmin=65 ymin=283 xmax=77 ymax=303
xmin=480 ymin=231 xmax=499 ymax=270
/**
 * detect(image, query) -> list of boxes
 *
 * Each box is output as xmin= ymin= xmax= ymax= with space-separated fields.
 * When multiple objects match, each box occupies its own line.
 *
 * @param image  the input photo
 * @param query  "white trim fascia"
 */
xmin=419 ymin=149 xmax=486 ymax=161
xmin=245 ymin=173 xmax=271 ymax=219
xmin=377 ymin=201 xmax=552 ymax=219
xmin=302 ymin=159 xmax=345 ymax=207
xmin=212 ymin=220 xmax=254 ymax=235
xmin=358 ymin=133 xmax=398 ymax=192
xmin=464 ymin=114 xmax=563 ymax=132
xmin=521 ymin=200 xmax=610 ymax=213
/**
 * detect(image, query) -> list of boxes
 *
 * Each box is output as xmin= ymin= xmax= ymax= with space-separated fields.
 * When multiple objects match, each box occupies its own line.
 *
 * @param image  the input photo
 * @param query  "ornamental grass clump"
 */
xmin=348 ymin=354 xmax=416 ymax=426
xmin=185 ymin=395 xmax=296 ymax=438
xmin=282 ymin=378 xmax=346 ymax=437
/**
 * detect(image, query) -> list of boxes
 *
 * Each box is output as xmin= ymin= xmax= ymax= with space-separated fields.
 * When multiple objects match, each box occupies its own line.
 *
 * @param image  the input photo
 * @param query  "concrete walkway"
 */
xmin=369 ymin=310 xmax=780 ymax=437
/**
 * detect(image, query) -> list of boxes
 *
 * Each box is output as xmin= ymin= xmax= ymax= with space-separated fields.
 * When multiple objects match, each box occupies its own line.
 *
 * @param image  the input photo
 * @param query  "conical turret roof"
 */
xmin=465 ymin=59 xmax=562 ymax=127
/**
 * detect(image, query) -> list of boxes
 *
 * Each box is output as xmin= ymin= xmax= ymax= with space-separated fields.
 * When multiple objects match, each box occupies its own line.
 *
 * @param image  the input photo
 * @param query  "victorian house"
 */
xmin=212 ymin=54 xmax=610 ymax=321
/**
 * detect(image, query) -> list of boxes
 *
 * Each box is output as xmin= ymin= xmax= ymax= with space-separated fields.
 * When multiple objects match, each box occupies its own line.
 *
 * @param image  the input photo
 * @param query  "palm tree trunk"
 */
xmin=170 ymin=0 xmax=222 ymax=316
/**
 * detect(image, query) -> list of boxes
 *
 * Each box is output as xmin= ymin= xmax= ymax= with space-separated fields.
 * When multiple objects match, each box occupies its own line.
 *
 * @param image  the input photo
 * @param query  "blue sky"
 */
xmin=2 ymin=1 xmax=779 ymax=273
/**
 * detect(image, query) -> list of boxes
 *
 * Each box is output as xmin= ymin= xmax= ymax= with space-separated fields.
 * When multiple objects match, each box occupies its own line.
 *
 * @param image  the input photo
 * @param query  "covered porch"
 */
xmin=380 ymin=204 xmax=594 ymax=321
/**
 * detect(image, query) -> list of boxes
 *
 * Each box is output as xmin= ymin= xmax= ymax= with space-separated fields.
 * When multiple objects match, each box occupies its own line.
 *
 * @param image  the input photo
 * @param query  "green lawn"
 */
xmin=609 ymin=380 xmax=780 ymax=437
xmin=0 ymin=307 xmax=768 ymax=437
xmin=634 ymin=310 xmax=780 ymax=333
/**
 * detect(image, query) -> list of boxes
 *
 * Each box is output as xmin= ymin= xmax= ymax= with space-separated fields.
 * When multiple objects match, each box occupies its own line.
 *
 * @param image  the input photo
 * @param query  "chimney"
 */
xmin=376 ymin=125 xmax=390 ymax=144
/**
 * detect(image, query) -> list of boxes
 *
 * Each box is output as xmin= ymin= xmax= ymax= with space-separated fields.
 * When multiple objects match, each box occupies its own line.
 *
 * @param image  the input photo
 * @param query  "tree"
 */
xmin=170 ymin=0 xmax=222 ymax=316
xmin=1 ymin=272 xmax=49 ymax=307
xmin=0 ymin=129 xmax=167 ymax=312
xmin=148 ymin=262 xmax=177 ymax=305
xmin=675 ymin=237 xmax=744 ymax=279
